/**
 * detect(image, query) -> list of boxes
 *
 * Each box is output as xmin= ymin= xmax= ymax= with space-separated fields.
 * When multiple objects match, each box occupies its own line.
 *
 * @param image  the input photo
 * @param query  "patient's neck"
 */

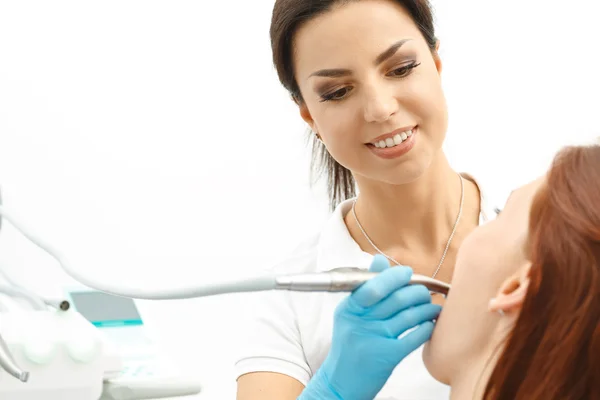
xmin=449 ymin=348 xmax=502 ymax=400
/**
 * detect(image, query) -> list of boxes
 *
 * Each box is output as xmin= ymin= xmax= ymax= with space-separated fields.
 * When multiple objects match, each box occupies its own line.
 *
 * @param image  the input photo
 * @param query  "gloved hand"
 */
xmin=299 ymin=254 xmax=442 ymax=400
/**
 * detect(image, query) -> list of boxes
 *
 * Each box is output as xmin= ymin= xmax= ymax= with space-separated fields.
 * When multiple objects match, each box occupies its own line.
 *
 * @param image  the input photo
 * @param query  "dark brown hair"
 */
xmin=270 ymin=0 xmax=438 ymax=210
xmin=484 ymin=143 xmax=600 ymax=399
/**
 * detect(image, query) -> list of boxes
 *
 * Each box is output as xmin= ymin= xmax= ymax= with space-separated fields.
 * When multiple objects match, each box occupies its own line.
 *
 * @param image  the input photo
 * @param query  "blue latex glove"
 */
xmin=299 ymin=254 xmax=442 ymax=400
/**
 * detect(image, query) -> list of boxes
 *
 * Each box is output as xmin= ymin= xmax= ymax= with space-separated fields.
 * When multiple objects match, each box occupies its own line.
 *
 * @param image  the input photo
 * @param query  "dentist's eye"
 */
xmin=387 ymin=61 xmax=421 ymax=78
xmin=320 ymin=87 xmax=353 ymax=102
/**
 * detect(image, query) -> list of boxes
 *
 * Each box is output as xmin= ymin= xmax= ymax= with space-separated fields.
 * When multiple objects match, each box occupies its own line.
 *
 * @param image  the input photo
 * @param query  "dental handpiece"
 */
xmin=275 ymin=267 xmax=450 ymax=296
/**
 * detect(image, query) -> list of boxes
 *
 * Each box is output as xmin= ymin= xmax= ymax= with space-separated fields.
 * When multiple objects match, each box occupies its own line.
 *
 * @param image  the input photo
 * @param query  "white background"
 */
xmin=0 ymin=0 xmax=598 ymax=398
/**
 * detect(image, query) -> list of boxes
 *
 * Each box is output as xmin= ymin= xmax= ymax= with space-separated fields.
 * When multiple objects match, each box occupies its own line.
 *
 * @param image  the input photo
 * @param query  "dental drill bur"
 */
xmin=0 ymin=332 xmax=29 ymax=382
xmin=275 ymin=267 xmax=451 ymax=296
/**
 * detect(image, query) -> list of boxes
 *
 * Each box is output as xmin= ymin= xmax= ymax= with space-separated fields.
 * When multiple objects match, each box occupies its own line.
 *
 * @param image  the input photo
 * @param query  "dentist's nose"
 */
xmin=363 ymin=87 xmax=398 ymax=123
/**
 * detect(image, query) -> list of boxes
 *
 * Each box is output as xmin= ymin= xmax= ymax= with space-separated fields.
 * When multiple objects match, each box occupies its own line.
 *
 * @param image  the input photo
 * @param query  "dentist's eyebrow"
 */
xmin=375 ymin=38 xmax=411 ymax=65
xmin=308 ymin=39 xmax=412 ymax=79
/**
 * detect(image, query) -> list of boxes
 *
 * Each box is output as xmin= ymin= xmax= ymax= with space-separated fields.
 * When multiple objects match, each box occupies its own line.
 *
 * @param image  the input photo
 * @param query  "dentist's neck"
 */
xmin=351 ymin=152 xmax=466 ymax=255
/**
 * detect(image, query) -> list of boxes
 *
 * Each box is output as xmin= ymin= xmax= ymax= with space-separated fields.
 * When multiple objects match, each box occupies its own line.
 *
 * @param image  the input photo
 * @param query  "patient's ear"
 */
xmin=488 ymin=263 xmax=531 ymax=314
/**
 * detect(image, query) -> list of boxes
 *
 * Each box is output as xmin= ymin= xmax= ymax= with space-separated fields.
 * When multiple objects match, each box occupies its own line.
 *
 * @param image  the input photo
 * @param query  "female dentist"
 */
xmin=236 ymin=0 xmax=496 ymax=399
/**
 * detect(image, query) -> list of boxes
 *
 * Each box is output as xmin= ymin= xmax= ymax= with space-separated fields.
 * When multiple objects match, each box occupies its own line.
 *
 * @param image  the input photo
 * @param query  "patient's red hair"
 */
xmin=484 ymin=143 xmax=600 ymax=399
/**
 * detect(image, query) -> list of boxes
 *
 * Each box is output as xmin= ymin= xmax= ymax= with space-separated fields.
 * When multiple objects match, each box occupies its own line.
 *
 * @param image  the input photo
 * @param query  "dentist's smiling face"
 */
xmin=293 ymin=0 xmax=448 ymax=186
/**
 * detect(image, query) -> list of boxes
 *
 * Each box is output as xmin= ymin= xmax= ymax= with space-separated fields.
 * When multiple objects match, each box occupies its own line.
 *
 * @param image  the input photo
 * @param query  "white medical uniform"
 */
xmin=235 ymin=174 xmax=497 ymax=399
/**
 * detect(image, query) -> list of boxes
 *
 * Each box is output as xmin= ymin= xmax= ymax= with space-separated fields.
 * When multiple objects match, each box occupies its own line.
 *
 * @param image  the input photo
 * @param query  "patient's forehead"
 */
xmin=490 ymin=177 xmax=546 ymax=256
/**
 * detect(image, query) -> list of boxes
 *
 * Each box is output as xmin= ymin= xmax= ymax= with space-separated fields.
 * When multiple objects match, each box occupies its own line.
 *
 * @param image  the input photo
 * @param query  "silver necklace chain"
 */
xmin=351 ymin=173 xmax=464 ymax=279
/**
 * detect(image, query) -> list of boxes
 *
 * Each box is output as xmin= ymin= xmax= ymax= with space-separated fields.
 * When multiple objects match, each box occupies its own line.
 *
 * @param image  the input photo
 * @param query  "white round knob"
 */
xmin=23 ymin=337 xmax=58 ymax=365
xmin=65 ymin=335 xmax=101 ymax=363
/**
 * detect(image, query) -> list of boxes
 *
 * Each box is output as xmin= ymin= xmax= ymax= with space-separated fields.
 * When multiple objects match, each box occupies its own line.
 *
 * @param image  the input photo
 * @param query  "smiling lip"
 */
xmin=366 ymin=126 xmax=418 ymax=160
xmin=367 ymin=125 xmax=416 ymax=144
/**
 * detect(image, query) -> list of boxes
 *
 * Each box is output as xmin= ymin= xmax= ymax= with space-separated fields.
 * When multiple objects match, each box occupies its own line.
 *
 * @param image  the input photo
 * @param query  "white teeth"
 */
xmin=372 ymin=129 xmax=414 ymax=148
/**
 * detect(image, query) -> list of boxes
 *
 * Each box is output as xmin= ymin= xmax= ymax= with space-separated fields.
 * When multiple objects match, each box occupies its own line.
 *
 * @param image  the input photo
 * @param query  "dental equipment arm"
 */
xmin=0 ymin=204 xmax=450 ymax=300
xmin=0 ymin=332 xmax=29 ymax=382
xmin=0 ymin=287 xmax=35 ymax=382
xmin=0 ymin=269 xmax=70 ymax=311
xmin=0 ymin=190 xmax=30 ymax=383
xmin=0 ymin=284 xmax=46 ymax=310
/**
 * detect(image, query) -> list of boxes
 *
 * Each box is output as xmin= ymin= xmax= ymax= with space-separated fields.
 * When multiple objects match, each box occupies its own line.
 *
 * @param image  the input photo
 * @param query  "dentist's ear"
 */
xmin=488 ymin=263 xmax=532 ymax=315
xmin=298 ymin=99 xmax=317 ymax=132
xmin=433 ymin=40 xmax=442 ymax=75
